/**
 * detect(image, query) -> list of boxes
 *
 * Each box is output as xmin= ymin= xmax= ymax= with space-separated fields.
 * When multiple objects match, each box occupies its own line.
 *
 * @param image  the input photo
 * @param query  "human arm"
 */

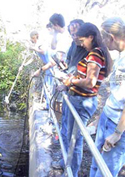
xmin=33 ymin=60 xmax=56 ymax=77
xmin=42 ymin=60 xmax=56 ymax=71
xmin=71 ymin=63 xmax=100 ymax=88
xmin=115 ymin=107 xmax=125 ymax=133
xmin=63 ymin=62 xmax=100 ymax=88
xmin=103 ymin=106 xmax=125 ymax=151
xmin=29 ymin=45 xmax=45 ymax=54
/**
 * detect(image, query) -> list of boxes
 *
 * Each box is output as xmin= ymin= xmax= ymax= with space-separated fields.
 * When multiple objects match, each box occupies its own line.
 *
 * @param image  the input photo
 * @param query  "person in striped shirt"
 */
xmin=62 ymin=22 xmax=112 ymax=177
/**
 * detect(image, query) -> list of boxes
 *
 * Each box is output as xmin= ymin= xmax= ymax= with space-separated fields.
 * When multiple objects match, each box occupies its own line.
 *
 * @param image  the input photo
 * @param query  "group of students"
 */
xmin=29 ymin=13 xmax=125 ymax=177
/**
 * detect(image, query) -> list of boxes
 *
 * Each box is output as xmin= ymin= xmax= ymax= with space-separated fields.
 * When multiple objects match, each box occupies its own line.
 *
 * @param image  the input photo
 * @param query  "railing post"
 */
xmin=66 ymin=121 xmax=78 ymax=168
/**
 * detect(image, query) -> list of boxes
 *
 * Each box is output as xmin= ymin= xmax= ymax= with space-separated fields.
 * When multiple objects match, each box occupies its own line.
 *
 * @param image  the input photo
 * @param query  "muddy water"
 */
xmin=0 ymin=104 xmax=28 ymax=177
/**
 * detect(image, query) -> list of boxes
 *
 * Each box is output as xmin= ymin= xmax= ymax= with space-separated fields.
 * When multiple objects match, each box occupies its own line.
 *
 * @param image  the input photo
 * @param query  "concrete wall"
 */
xmin=28 ymin=77 xmax=53 ymax=177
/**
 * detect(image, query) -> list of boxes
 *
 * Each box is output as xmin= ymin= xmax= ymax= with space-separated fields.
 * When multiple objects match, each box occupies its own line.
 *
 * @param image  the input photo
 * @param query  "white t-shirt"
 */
xmin=104 ymin=50 xmax=125 ymax=124
xmin=53 ymin=30 xmax=72 ymax=61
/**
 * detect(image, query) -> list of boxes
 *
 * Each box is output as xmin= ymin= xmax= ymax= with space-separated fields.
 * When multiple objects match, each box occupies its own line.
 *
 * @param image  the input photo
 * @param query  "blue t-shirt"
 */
xmin=37 ymin=52 xmax=49 ymax=64
xmin=37 ymin=51 xmax=52 ymax=75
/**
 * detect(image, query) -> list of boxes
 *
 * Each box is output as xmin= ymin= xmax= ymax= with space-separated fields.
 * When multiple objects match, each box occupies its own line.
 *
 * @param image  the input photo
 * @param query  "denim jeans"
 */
xmin=44 ymin=70 xmax=53 ymax=109
xmin=67 ymin=95 xmax=98 ymax=177
xmin=61 ymin=98 xmax=69 ymax=152
xmin=90 ymin=111 xmax=125 ymax=177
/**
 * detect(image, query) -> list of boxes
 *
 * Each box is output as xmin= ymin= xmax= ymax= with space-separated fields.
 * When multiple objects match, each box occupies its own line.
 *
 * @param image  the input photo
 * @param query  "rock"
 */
xmin=9 ymin=103 xmax=17 ymax=112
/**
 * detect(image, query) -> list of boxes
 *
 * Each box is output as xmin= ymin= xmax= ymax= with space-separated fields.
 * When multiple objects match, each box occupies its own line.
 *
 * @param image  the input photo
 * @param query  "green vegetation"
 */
xmin=0 ymin=41 xmax=25 ymax=91
xmin=0 ymin=41 xmax=30 ymax=111
xmin=0 ymin=40 xmax=42 ymax=112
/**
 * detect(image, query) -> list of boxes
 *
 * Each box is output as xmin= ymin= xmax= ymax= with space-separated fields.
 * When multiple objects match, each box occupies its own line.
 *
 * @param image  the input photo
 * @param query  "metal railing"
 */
xmin=41 ymin=73 xmax=73 ymax=177
xmin=40 ymin=72 xmax=113 ymax=177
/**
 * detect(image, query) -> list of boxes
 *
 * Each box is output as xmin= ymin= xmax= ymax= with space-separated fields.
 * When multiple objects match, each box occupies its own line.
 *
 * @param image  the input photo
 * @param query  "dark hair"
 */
xmin=46 ymin=23 xmax=53 ymax=28
xmin=49 ymin=13 xmax=65 ymax=28
xmin=68 ymin=19 xmax=84 ymax=34
xmin=76 ymin=22 xmax=112 ymax=77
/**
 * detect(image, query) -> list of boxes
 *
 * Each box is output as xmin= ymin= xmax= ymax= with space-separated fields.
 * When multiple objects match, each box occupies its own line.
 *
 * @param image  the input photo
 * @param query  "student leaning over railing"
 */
xmin=51 ymin=19 xmax=88 ymax=171
xmin=62 ymin=22 xmax=112 ymax=177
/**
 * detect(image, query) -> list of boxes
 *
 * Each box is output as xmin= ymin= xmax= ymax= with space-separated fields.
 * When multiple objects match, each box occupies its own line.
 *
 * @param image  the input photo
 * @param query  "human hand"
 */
xmin=63 ymin=75 xmax=75 ymax=87
xmin=102 ymin=132 xmax=121 ymax=152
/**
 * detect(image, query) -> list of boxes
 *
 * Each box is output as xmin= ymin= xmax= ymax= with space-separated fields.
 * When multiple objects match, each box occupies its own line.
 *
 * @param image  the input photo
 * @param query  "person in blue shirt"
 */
xmin=30 ymin=30 xmax=53 ymax=109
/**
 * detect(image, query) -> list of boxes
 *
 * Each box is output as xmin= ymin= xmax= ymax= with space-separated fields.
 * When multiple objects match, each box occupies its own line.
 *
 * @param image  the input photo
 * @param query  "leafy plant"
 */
xmin=0 ymin=40 xmax=42 ymax=112
xmin=0 ymin=41 xmax=25 ymax=91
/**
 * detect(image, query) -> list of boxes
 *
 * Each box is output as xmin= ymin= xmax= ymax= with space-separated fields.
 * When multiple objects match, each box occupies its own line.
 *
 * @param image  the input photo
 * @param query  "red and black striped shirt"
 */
xmin=70 ymin=47 xmax=106 ymax=97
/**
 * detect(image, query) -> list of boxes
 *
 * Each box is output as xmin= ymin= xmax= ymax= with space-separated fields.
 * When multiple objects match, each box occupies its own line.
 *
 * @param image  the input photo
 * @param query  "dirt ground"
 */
xmin=49 ymin=78 xmax=125 ymax=177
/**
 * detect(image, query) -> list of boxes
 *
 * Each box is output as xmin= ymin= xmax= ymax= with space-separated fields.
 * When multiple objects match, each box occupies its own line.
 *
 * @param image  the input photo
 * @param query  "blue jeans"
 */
xmin=44 ymin=70 xmax=53 ymax=109
xmin=38 ymin=52 xmax=53 ymax=109
xmin=67 ymin=95 xmax=97 ymax=177
xmin=90 ymin=111 xmax=125 ymax=177
xmin=61 ymin=98 xmax=69 ymax=152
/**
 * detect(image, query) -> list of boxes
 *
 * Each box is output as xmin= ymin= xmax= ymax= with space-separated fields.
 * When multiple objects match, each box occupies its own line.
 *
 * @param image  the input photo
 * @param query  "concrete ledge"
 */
xmin=29 ymin=102 xmax=53 ymax=177
xmin=28 ymin=76 xmax=53 ymax=177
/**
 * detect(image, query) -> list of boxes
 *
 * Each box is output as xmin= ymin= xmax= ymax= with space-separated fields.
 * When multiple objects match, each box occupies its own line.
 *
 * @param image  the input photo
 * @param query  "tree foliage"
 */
xmin=0 ymin=41 xmax=25 ymax=92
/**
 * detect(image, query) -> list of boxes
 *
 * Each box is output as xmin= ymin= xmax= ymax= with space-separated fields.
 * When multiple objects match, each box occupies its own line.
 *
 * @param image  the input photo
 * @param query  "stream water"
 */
xmin=0 ymin=102 xmax=29 ymax=177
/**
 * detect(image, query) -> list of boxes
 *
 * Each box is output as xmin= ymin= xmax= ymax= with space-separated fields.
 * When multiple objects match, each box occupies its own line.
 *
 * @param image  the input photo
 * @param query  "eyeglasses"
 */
xmin=77 ymin=38 xmax=85 ymax=44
